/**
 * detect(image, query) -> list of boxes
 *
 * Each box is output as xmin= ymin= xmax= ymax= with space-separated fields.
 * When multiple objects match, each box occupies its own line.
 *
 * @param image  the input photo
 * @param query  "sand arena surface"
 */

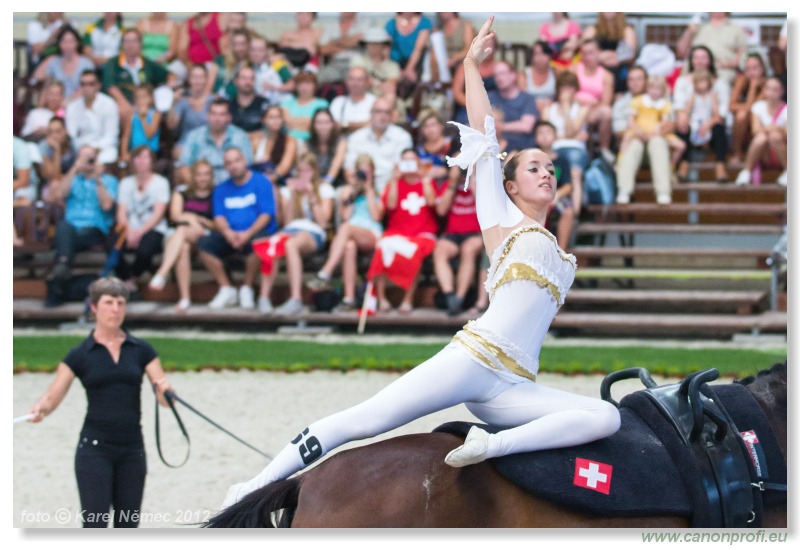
xmin=13 ymin=369 xmax=670 ymax=528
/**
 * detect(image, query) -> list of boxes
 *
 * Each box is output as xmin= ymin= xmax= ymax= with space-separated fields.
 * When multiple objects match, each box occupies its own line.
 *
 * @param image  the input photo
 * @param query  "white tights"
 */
xmin=236 ymin=346 xmax=620 ymax=498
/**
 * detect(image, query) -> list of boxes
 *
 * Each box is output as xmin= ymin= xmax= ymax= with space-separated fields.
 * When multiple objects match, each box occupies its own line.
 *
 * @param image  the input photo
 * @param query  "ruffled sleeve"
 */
xmin=445 ymin=115 xmax=522 ymax=231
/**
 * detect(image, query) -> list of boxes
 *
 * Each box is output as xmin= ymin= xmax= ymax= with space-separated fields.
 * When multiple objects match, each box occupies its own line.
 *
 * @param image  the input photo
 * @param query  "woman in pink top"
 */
xmin=538 ymin=13 xmax=582 ymax=70
xmin=179 ymin=13 xmax=224 ymax=66
xmin=572 ymin=38 xmax=614 ymax=161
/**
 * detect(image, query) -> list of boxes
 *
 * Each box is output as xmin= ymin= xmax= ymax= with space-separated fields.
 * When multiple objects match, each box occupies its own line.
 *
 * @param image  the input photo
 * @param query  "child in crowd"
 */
xmin=120 ymin=84 xmax=162 ymax=164
xmin=685 ymin=70 xmax=719 ymax=149
xmin=621 ymin=75 xmax=685 ymax=172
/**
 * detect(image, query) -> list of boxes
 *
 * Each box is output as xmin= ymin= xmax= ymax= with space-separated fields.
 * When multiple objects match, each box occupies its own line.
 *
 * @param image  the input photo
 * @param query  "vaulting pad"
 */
xmin=435 ymin=407 xmax=693 ymax=518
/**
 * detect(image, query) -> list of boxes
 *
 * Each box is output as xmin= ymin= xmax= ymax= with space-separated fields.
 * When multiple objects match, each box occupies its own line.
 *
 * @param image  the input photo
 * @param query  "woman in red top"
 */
xmin=370 ymin=149 xmax=438 ymax=313
xmin=179 ymin=13 xmax=224 ymax=66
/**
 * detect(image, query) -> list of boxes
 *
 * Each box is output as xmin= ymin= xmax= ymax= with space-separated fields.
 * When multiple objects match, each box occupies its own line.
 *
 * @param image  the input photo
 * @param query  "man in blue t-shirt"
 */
xmin=196 ymin=147 xmax=278 ymax=309
xmin=487 ymin=60 xmax=539 ymax=153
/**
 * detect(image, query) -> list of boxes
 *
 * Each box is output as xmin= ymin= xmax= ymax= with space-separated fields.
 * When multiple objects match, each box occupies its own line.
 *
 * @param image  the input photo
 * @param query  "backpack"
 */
xmin=583 ymin=157 xmax=617 ymax=206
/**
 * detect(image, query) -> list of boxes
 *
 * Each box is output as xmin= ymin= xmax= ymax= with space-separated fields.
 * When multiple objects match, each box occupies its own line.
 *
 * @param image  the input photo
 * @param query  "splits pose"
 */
xmin=222 ymin=16 xmax=620 ymax=508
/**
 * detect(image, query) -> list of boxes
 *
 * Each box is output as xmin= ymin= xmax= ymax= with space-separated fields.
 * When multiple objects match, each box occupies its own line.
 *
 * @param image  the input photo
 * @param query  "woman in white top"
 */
xmin=221 ymin=17 xmax=620 ymax=508
xmin=115 ymin=146 xmax=170 ymax=291
xmin=518 ymin=40 xmax=557 ymax=114
xmin=544 ymin=71 xmax=590 ymax=213
xmin=735 ymin=77 xmax=788 ymax=186
xmin=261 ymin=152 xmax=336 ymax=316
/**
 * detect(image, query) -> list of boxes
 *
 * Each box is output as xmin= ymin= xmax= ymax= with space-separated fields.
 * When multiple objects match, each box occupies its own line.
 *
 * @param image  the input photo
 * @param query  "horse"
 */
xmin=204 ymin=363 xmax=787 ymax=528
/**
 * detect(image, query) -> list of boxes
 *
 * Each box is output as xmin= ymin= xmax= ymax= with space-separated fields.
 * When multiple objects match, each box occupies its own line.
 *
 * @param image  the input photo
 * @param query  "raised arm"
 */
xmin=463 ymin=17 xmax=496 ymax=132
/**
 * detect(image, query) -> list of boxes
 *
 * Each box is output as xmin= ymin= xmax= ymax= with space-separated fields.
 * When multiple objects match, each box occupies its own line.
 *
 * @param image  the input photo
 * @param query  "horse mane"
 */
xmin=734 ymin=361 xmax=787 ymax=386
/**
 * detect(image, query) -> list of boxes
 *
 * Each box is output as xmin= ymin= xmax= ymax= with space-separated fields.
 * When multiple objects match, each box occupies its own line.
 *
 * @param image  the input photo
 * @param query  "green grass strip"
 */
xmin=13 ymin=336 xmax=785 ymax=379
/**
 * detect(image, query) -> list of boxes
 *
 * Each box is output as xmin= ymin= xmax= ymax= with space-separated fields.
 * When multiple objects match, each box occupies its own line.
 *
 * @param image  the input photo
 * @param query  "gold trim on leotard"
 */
xmin=491 ymin=262 xmax=561 ymax=304
xmin=452 ymin=332 xmax=537 ymax=382
xmin=491 ymin=226 xmax=576 ymax=279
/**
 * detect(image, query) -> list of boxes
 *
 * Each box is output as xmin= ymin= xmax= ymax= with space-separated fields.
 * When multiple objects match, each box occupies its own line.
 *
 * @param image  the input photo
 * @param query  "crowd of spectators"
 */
xmin=14 ymin=11 xmax=789 ymax=315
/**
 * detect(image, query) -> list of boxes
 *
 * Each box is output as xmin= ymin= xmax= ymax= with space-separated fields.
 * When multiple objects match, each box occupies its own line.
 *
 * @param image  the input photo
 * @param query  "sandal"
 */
xmin=175 ymin=299 xmax=191 ymax=312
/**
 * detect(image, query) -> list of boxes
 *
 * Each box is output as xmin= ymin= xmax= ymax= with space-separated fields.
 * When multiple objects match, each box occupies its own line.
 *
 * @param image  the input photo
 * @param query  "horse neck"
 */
xmin=745 ymin=367 xmax=788 ymax=458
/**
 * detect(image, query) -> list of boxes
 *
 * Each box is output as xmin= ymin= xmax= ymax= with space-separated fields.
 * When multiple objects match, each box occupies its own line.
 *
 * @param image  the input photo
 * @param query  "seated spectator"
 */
xmin=278 ymin=12 xmax=323 ymax=72
xmin=115 ymin=146 xmax=170 ymax=293
xmin=229 ymin=65 xmax=270 ymax=134
xmin=368 ymin=149 xmax=438 ymax=313
xmin=177 ymin=98 xmax=253 ymax=185
xmin=672 ymin=46 xmax=731 ymax=181
xmin=450 ymin=34 xmax=499 ymax=124
xmin=21 ymin=81 xmax=66 ymax=141
xmin=538 ymin=13 xmax=582 ymax=71
xmin=735 ymin=77 xmax=787 ymax=186
xmin=582 ymin=12 xmax=638 ymax=94
xmin=317 ymin=12 xmax=366 ymax=86
xmin=210 ymin=29 xmax=251 ymax=100
xmin=250 ymin=105 xmax=298 ymax=186
xmin=533 ymin=121 xmax=575 ymax=249
xmin=729 ymin=53 xmax=767 ymax=167
xmin=330 ymin=67 xmax=377 ymax=133
xmin=344 ymin=95 xmax=413 ymax=192
xmin=38 ymin=117 xmax=77 ymax=193
xmin=519 ymin=40 xmax=557 ymax=114
xmin=167 ymin=64 xmax=214 ymax=157
xmin=572 ymin=38 xmax=615 ymax=163
xmin=197 ymin=147 xmax=278 ymax=310
xmin=120 ymin=84 xmax=162 ymax=164
xmin=385 ymin=12 xmax=433 ymax=84
xmin=620 ymin=75 xmax=685 ymax=189
xmin=31 ymin=26 xmax=96 ymax=103
xmin=303 ymin=108 xmax=347 ymax=187
xmin=219 ymin=12 xmax=255 ymax=57
xmin=612 ymin=65 xmax=648 ymax=146
xmin=178 ymin=13 xmax=224 ymax=67
xmin=65 ymin=70 xmax=120 ymax=165
xmin=82 ymin=13 xmax=123 ymax=67
xmin=149 ymin=159 xmax=216 ymax=311
xmin=27 ymin=12 xmax=70 ymax=68
xmin=675 ymin=68 xmax=730 ymax=183
xmin=14 ymin=136 xmax=37 ymax=207
xmin=488 ymin=60 xmax=539 ymax=153
xmin=438 ymin=12 xmax=475 ymax=73
xmin=677 ymin=12 xmax=747 ymax=86
xmin=351 ymin=28 xmax=401 ymax=101
xmin=136 ymin=12 xmax=180 ymax=66
xmin=250 ymin=35 xmax=295 ymax=106
xmin=47 ymin=145 xmax=118 ymax=283
xmin=415 ymin=110 xmax=452 ymax=183
xmin=102 ymin=28 xmax=168 ymax=126
xmin=306 ymin=154 xmax=382 ymax=311
xmin=543 ymin=71 xmax=590 ymax=213
xmin=261 ymin=153 xmax=336 ymax=316
xmin=280 ymin=71 xmax=329 ymax=143
xmin=433 ymin=162 xmax=482 ymax=317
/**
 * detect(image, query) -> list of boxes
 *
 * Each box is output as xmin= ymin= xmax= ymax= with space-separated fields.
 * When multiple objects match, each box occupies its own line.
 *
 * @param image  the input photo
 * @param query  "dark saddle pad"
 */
xmin=435 ymin=407 xmax=693 ymax=519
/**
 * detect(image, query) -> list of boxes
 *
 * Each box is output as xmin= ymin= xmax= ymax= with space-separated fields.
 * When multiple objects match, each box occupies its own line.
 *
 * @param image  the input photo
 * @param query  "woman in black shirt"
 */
xmin=29 ymin=277 xmax=174 ymax=528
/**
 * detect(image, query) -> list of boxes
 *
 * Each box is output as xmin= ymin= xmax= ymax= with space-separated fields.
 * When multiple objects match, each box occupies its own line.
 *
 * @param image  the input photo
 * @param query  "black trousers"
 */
xmin=53 ymin=221 xmax=106 ymax=265
xmin=74 ymin=436 xmax=147 ymax=528
xmin=115 ymin=230 xmax=164 ymax=280
xmin=677 ymin=123 xmax=729 ymax=162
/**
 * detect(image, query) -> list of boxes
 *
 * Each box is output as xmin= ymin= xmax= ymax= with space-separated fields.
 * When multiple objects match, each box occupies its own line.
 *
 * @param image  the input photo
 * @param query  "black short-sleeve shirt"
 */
xmin=63 ymin=331 xmax=158 ymax=444
xmin=230 ymin=95 xmax=270 ymax=133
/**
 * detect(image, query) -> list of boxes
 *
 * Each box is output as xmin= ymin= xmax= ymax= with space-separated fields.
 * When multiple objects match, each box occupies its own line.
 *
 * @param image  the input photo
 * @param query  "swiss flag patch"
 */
xmin=573 ymin=458 xmax=613 ymax=495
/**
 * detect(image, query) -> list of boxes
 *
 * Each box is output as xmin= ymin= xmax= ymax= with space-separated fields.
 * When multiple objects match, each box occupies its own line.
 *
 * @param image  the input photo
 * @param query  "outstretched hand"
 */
xmin=466 ymin=16 xmax=495 ymax=66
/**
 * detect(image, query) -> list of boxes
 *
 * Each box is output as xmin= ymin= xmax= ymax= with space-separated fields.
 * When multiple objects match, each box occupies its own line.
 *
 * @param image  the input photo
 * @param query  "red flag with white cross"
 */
xmin=252 ymin=234 xmax=290 ymax=275
xmin=573 ymin=458 xmax=613 ymax=495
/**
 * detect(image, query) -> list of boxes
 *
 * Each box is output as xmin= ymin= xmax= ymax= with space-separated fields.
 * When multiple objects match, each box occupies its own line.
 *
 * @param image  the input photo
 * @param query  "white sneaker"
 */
xmin=656 ymin=194 xmax=672 ymax=205
xmin=777 ymin=170 xmax=787 ymax=186
xmin=616 ymin=193 xmax=630 ymax=205
xmin=149 ymin=274 xmax=167 ymax=290
xmin=444 ymin=426 xmax=491 ymax=468
xmin=239 ymin=286 xmax=255 ymax=309
xmin=274 ymin=297 xmax=304 ymax=317
xmin=600 ymin=148 xmax=616 ymax=165
xmin=208 ymin=286 xmax=238 ymax=309
xmin=176 ymin=299 xmax=191 ymax=311
xmin=735 ymin=169 xmax=751 ymax=186
xmin=258 ymin=296 xmax=273 ymax=314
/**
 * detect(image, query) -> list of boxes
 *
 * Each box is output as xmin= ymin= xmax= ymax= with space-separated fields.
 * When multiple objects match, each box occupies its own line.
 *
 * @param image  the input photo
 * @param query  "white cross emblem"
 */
xmin=377 ymin=236 xmax=418 ymax=267
xmin=578 ymin=462 xmax=608 ymax=489
xmin=400 ymin=191 xmax=426 ymax=216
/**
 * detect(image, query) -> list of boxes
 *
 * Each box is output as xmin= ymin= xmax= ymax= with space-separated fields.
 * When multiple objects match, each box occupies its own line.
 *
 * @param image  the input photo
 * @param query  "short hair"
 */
xmin=627 ymin=64 xmax=649 ymax=81
xmin=533 ymin=120 xmax=556 ymax=134
xmin=189 ymin=63 xmax=208 ymax=76
xmin=555 ymin=71 xmax=580 ymax=96
xmin=531 ymin=40 xmax=554 ymax=58
xmin=129 ymin=144 xmax=155 ymax=164
xmin=400 ymin=148 xmax=418 ymax=157
xmin=46 ymin=80 xmax=66 ymax=93
xmin=80 ymin=69 xmax=99 ymax=81
xmin=692 ymin=69 xmax=713 ymax=87
xmin=89 ymin=277 xmax=130 ymax=306
xmin=647 ymin=75 xmax=668 ymax=96
xmin=122 ymin=28 xmax=143 ymax=43
xmin=295 ymin=71 xmax=318 ymax=88
xmin=210 ymin=97 xmax=231 ymax=112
